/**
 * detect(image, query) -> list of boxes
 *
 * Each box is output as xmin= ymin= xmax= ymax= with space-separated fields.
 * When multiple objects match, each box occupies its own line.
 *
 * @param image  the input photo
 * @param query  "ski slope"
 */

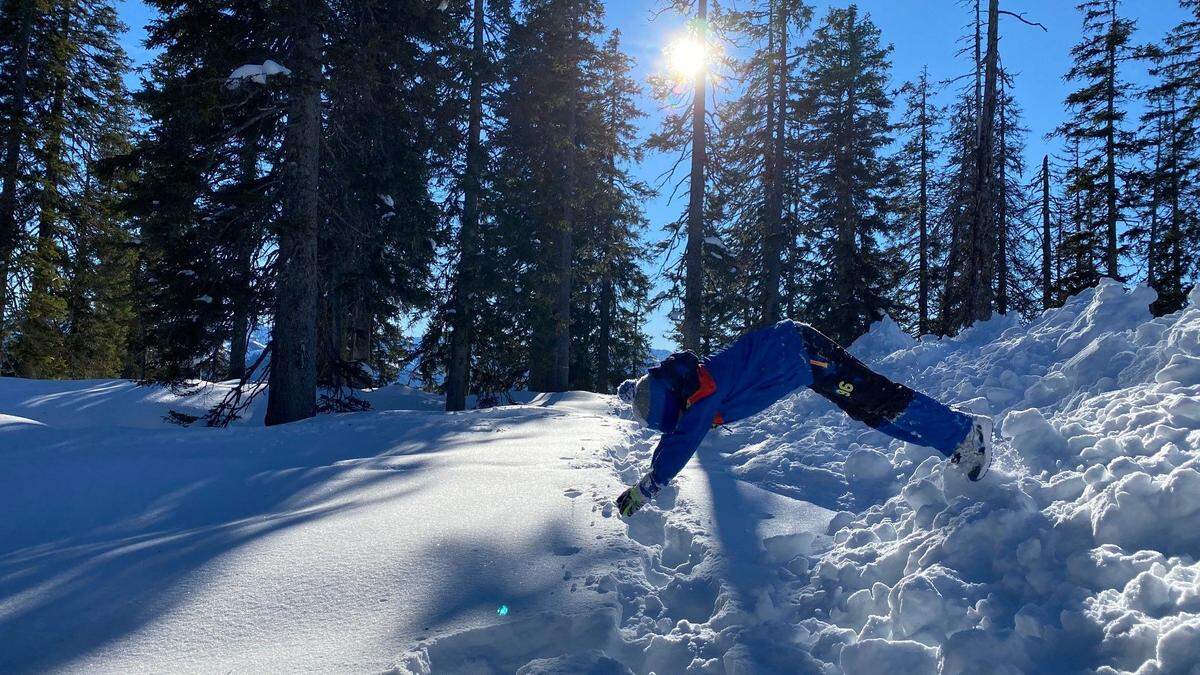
xmin=2 ymin=280 xmax=1199 ymax=673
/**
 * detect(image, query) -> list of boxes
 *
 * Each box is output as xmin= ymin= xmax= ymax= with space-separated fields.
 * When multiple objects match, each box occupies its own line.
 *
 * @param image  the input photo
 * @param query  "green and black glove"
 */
xmin=616 ymin=474 xmax=660 ymax=517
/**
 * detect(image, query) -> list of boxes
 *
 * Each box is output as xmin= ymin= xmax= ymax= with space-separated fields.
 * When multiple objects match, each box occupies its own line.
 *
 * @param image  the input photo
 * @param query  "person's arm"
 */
xmin=648 ymin=391 xmax=722 ymax=487
xmin=617 ymin=392 xmax=721 ymax=516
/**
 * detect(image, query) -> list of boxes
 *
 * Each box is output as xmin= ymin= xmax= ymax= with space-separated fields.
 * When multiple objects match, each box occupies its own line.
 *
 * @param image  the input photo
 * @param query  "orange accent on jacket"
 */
xmin=688 ymin=364 xmax=717 ymax=406
xmin=686 ymin=364 xmax=724 ymax=426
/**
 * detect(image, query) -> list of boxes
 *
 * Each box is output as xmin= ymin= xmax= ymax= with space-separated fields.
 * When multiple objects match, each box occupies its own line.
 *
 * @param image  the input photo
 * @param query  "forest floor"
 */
xmin=3 ymin=280 xmax=1200 ymax=674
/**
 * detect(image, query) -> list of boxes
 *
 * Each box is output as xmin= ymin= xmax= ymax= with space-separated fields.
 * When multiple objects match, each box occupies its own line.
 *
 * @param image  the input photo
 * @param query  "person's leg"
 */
xmin=797 ymin=324 xmax=971 ymax=456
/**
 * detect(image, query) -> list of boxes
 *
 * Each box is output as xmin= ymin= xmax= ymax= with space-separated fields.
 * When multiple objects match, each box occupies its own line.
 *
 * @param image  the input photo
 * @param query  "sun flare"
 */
xmin=666 ymin=34 xmax=708 ymax=80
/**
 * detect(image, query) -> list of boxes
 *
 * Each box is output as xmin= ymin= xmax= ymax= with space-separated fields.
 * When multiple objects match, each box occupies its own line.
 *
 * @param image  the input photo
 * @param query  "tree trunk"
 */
xmin=1041 ymin=155 xmax=1052 ymax=309
xmin=831 ymin=7 xmax=860 ymax=344
xmin=968 ymin=0 xmax=999 ymax=323
xmin=265 ymin=3 xmax=322 ymax=426
xmin=0 ymin=0 xmax=34 ymax=347
xmin=597 ymin=241 xmax=613 ymax=392
xmin=760 ymin=0 xmax=786 ymax=326
xmin=550 ymin=97 xmax=574 ymax=392
xmin=682 ymin=0 xmax=708 ymax=352
xmin=996 ymin=77 xmax=1008 ymax=315
xmin=597 ymin=86 xmax=619 ymax=392
xmin=446 ymin=0 xmax=485 ymax=411
xmin=228 ymin=135 xmax=260 ymax=381
xmin=1103 ymin=0 xmax=1119 ymax=280
xmin=1147 ymin=126 xmax=1161 ymax=290
xmin=918 ymin=69 xmax=929 ymax=334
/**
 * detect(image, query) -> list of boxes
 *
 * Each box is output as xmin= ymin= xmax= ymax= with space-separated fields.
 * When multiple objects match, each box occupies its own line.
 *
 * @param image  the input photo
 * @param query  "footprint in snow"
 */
xmin=563 ymin=488 xmax=583 ymax=498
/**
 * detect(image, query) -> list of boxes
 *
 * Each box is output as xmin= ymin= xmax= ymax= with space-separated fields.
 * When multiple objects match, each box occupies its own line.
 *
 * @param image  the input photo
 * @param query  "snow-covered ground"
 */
xmin=2 ymin=280 xmax=1199 ymax=673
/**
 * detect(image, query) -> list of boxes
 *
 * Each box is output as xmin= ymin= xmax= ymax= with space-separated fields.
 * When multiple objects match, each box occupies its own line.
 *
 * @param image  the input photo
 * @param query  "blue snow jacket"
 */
xmin=646 ymin=320 xmax=813 ymax=488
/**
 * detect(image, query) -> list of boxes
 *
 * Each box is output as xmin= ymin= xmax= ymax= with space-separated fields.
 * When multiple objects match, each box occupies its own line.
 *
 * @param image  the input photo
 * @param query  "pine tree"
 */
xmin=1140 ymin=1 xmax=1200 ymax=314
xmin=718 ymin=0 xmax=812 ymax=328
xmin=794 ymin=5 xmax=897 ymax=344
xmin=489 ymin=0 xmax=606 ymax=392
xmin=1058 ymin=137 xmax=1104 ymax=297
xmin=0 ymin=0 xmax=132 ymax=377
xmin=894 ymin=67 xmax=944 ymax=335
xmin=994 ymin=72 xmax=1040 ymax=318
xmin=580 ymin=31 xmax=653 ymax=392
xmin=443 ymin=0 xmax=498 ymax=411
xmin=1057 ymin=0 xmax=1136 ymax=282
xmin=131 ymin=0 xmax=451 ymax=423
xmin=647 ymin=0 xmax=722 ymax=352
xmin=129 ymin=0 xmax=278 ymax=385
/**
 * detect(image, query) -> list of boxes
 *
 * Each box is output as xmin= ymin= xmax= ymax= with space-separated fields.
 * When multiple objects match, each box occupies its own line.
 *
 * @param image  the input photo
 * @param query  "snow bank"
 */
xmin=708 ymin=280 xmax=1200 ymax=673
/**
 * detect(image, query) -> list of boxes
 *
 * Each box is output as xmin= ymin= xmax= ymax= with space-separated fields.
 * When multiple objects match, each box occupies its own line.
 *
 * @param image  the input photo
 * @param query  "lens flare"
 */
xmin=666 ymin=34 xmax=708 ymax=80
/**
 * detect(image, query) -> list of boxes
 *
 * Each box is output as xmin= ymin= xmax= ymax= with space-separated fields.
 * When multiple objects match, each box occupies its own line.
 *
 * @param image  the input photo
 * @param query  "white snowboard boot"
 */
xmin=950 ymin=412 xmax=993 ymax=481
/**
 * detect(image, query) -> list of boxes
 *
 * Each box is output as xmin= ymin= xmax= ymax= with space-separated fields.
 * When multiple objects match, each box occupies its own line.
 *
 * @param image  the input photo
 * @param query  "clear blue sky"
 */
xmin=115 ymin=0 xmax=1189 ymax=350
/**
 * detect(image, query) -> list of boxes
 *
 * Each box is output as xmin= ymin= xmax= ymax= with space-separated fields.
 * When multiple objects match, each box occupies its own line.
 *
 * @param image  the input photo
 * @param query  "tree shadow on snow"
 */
xmin=393 ymin=522 xmax=629 ymax=672
xmin=0 ymin=406 xmax=566 ymax=673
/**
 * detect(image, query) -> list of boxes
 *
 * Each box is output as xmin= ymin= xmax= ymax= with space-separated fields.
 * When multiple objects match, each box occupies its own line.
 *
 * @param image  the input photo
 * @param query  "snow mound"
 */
xmin=716 ymin=280 xmax=1200 ymax=673
xmin=389 ymin=280 xmax=1198 ymax=675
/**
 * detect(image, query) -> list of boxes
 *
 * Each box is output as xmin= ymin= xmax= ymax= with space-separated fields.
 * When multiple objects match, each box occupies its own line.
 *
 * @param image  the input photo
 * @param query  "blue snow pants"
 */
xmin=798 ymin=324 xmax=972 ymax=456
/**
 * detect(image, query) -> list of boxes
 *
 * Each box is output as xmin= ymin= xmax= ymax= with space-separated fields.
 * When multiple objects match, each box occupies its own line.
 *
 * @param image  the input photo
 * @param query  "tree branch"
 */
xmin=998 ymin=10 xmax=1047 ymax=32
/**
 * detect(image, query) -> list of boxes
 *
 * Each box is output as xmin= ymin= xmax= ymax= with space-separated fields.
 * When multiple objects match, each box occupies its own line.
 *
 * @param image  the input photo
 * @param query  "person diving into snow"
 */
xmin=615 ymin=320 xmax=993 ymax=517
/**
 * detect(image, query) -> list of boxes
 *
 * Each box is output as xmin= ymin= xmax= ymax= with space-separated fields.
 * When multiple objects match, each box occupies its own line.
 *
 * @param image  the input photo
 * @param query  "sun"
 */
xmin=666 ymin=34 xmax=709 ymax=80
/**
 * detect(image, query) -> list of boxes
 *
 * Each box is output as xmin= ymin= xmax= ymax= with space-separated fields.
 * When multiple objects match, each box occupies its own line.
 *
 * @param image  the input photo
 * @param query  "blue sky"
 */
xmin=114 ymin=0 xmax=1189 ymax=350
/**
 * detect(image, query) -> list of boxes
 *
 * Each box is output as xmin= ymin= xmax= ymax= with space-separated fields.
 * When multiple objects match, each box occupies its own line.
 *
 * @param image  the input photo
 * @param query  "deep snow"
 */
xmin=2 ymin=280 xmax=1199 ymax=674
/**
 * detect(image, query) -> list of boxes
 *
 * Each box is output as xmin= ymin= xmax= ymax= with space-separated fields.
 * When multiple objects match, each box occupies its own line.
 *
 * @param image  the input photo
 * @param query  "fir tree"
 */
xmin=893 ymin=67 xmax=944 ymax=335
xmin=794 ymin=5 xmax=897 ymax=344
xmin=1140 ymin=1 xmax=1200 ymax=314
xmin=0 ymin=0 xmax=132 ymax=377
xmin=1057 ymin=0 xmax=1136 ymax=282
xmin=577 ymin=31 xmax=653 ymax=392
xmin=647 ymin=0 xmax=724 ymax=352
xmin=718 ymin=0 xmax=812 ymax=328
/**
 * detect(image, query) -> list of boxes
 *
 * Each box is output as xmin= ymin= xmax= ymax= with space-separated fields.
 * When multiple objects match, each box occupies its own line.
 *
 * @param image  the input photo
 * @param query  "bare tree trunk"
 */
xmin=1103 ymin=0 xmax=1120 ymax=280
xmin=682 ymin=0 xmax=708 ymax=352
xmin=597 ymin=83 xmax=619 ymax=392
xmin=967 ymin=0 xmax=999 ymax=322
xmin=1147 ymin=129 xmax=1161 ymax=290
xmin=1168 ymin=98 xmax=1182 ymax=303
xmin=446 ymin=0 xmax=485 ymax=411
xmin=760 ymin=0 xmax=786 ymax=326
xmin=996 ymin=76 xmax=1008 ymax=315
xmin=550 ymin=98 xmax=574 ymax=392
xmin=265 ymin=3 xmax=322 ymax=426
xmin=1041 ymin=155 xmax=1052 ymax=309
xmin=228 ymin=135 xmax=260 ymax=381
xmin=597 ymin=234 xmax=613 ymax=392
xmin=0 ymin=0 xmax=34 ymax=349
xmin=918 ymin=68 xmax=930 ymax=334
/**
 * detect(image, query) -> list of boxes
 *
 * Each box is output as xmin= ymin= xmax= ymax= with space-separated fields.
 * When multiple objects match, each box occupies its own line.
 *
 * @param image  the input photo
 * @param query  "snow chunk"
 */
xmin=839 ymin=639 xmax=938 ymax=675
xmin=226 ymin=60 xmax=291 ymax=88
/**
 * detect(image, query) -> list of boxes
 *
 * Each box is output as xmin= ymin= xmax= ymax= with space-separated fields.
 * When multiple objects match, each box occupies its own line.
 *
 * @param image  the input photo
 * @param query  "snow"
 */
xmin=226 ymin=60 xmax=291 ymax=88
xmin=3 ymin=279 xmax=1200 ymax=673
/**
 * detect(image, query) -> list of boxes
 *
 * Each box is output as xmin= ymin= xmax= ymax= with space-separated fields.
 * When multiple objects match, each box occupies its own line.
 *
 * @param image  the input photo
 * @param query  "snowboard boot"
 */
xmin=950 ymin=412 xmax=993 ymax=481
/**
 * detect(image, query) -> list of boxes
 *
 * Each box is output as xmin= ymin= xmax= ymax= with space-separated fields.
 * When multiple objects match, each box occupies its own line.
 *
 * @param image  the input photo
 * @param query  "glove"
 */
xmin=616 ymin=474 xmax=660 ymax=517
xmin=616 ymin=484 xmax=647 ymax=517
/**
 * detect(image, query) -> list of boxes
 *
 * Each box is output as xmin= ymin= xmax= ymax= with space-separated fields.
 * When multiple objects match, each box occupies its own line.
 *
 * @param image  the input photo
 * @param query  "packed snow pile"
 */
xmin=692 ymin=279 xmax=1200 ymax=674
xmin=2 ymin=280 xmax=1198 ymax=674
